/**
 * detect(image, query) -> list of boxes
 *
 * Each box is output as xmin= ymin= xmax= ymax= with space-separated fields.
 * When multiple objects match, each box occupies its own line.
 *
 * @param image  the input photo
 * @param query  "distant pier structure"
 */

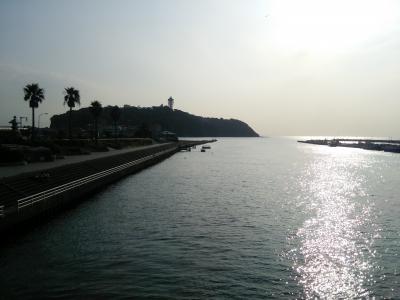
xmin=168 ymin=97 xmax=174 ymax=110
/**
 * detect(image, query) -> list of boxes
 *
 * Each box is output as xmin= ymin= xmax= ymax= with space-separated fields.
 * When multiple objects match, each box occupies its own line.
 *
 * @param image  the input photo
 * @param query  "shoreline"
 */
xmin=0 ymin=140 xmax=215 ymax=236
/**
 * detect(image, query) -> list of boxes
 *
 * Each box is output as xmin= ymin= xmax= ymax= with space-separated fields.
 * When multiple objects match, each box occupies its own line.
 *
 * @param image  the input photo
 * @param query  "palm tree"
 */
xmin=89 ymin=100 xmax=102 ymax=144
xmin=110 ymin=106 xmax=121 ymax=139
xmin=23 ymin=83 xmax=45 ymax=141
xmin=63 ymin=87 xmax=80 ymax=139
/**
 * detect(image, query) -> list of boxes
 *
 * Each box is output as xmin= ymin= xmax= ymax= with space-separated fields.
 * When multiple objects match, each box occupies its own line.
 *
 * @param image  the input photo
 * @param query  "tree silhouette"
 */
xmin=49 ymin=105 xmax=260 ymax=137
xmin=23 ymin=83 xmax=45 ymax=141
xmin=89 ymin=100 xmax=102 ymax=144
xmin=110 ymin=105 xmax=121 ymax=139
xmin=63 ymin=87 xmax=80 ymax=139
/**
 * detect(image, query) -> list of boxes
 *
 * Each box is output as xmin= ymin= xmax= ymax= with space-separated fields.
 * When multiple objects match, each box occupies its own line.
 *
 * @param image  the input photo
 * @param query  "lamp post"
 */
xmin=38 ymin=112 xmax=48 ymax=129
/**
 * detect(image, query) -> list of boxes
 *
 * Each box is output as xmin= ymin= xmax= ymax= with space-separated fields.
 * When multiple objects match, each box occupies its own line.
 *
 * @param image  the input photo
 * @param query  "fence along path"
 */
xmin=0 ymin=143 xmax=176 ymax=217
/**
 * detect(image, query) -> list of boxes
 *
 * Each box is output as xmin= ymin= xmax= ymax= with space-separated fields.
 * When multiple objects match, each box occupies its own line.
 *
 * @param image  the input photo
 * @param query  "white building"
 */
xmin=167 ymin=97 xmax=174 ymax=110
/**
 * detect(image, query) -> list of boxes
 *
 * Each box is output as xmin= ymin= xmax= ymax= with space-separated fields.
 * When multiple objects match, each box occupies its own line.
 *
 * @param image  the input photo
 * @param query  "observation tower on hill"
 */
xmin=167 ymin=97 xmax=174 ymax=110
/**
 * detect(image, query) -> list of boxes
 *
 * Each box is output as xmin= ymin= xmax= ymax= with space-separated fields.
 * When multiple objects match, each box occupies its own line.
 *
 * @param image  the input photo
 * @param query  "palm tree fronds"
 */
xmin=89 ymin=100 xmax=103 ymax=118
xmin=63 ymin=87 xmax=80 ymax=108
xmin=23 ymin=83 xmax=45 ymax=141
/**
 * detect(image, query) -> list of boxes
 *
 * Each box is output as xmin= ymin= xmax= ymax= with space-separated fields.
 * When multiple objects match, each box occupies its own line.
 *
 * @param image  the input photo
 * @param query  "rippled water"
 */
xmin=1 ymin=138 xmax=400 ymax=299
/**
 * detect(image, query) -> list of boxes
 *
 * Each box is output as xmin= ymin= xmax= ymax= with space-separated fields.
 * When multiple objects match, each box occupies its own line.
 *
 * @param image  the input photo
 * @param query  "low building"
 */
xmin=158 ymin=131 xmax=178 ymax=142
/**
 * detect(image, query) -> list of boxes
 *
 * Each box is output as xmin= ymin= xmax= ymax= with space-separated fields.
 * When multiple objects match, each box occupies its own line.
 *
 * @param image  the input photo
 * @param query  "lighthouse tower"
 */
xmin=167 ymin=97 xmax=174 ymax=110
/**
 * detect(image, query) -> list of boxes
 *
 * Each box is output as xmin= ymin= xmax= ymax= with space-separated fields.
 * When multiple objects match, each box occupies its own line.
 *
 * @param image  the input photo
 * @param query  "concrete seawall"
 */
xmin=0 ymin=140 xmax=212 ymax=234
xmin=298 ymin=138 xmax=400 ymax=153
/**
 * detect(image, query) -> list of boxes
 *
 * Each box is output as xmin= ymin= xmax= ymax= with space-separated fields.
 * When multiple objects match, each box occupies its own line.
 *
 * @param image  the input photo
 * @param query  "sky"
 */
xmin=1 ymin=0 xmax=400 ymax=137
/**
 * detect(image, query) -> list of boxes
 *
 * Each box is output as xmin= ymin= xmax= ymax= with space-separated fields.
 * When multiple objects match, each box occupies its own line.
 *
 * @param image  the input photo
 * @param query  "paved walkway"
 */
xmin=0 ymin=144 xmax=170 ymax=178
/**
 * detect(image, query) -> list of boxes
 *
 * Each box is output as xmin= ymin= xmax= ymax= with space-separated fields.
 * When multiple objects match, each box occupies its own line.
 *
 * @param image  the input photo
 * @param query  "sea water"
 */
xmin=1 ymin=137 xmax=399 ymax=299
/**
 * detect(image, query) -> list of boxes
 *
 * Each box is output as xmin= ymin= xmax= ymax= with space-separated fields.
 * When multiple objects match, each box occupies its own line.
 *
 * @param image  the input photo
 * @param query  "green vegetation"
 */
xmin=3 ymin=84 xmax=191 ymax=165
xmin=110 ymin=106 xmax=121 ymax=139
xmin=17 ymin=83 xmax=258 ymax=139
xmin=0 ymin=83 xmax=259 ymax=167
xmin=3 ymin=83 xmax=258 ymax=164
xmin=89 ymin=100 xmax=103 ymax=144
xmin=51 ymin=105 xmax=259 ymax=137
xmin=0 ymin=145 xmax=24 ymax=164
xmin=63 ymin=87 xmax=80 ymax=139
xmin=23 ymin=83 xmax=45 ymax=141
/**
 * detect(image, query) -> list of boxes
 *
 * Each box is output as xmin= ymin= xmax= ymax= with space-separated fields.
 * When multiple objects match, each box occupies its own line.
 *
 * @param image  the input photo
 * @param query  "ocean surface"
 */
xmin=1 ymin=137 xmax=400 ymax=299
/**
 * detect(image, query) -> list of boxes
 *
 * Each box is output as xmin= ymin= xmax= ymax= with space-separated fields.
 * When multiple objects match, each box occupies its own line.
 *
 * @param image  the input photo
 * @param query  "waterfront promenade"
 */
xmin=0 ymin=140 xmax=214 ymax=234
xmin=0 ymin=143 xmax=165 ymax=178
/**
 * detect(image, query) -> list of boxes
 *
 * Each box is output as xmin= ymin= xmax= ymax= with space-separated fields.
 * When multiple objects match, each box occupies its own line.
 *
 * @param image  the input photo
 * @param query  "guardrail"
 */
xmin=16 ymin=147 xmax=176 ymax=212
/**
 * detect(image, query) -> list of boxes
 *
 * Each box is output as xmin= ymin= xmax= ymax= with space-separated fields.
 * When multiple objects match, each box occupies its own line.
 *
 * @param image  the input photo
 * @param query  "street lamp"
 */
xmin=38 ymin=112 xmax=48 ymax=129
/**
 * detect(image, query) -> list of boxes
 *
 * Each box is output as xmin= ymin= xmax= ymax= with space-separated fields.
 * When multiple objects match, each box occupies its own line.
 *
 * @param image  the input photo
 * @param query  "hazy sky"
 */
xmin=1 ymin=0 xmax=400 ymax=136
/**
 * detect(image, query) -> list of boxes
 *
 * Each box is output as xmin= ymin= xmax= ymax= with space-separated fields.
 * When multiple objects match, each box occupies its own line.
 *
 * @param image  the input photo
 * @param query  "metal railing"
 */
xmin=16 ymin=147 xmax=176 ymax=211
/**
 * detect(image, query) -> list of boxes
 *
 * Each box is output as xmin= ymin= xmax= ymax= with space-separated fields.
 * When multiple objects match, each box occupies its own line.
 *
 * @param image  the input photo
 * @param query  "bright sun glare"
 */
xmin=269 ymin=0 xmax=399 ymax=53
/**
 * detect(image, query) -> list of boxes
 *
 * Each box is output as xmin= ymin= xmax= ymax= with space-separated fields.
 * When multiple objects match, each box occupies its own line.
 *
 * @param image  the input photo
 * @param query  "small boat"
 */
xmin=328 ymin=140 xmax=339 ymax=147
xmin=202 ymin=145 xmax=211 ymax=150
xmin=201 ymin=149 xmax=206 ymax=152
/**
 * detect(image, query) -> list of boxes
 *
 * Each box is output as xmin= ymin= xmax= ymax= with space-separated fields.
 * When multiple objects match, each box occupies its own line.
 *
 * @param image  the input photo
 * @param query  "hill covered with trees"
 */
xmin=50 ymin=105 xmax=259 ymax=137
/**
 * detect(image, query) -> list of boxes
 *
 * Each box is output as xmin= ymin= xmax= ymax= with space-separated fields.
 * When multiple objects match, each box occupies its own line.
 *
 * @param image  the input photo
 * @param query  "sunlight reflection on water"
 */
xmin=289 ymin=146 xmax=380 ymax=299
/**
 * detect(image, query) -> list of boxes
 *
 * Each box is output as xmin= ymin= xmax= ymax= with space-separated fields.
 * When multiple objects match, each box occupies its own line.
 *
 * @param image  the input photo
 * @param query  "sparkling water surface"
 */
xmin=1 ymin=138 xmax=400 ymax=299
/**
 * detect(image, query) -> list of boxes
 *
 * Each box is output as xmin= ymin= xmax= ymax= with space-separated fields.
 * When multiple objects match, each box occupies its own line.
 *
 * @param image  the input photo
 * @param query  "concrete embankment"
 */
xmin=0 ymin=140 xmax=213 ymax=234
xmin=298 ymin=139 xmax=400 ymax=153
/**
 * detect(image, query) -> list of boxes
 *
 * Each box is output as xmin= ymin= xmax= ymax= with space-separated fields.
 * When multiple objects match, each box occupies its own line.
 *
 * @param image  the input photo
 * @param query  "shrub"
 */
xmin=0 ymin=146 xmax=25 ymax=163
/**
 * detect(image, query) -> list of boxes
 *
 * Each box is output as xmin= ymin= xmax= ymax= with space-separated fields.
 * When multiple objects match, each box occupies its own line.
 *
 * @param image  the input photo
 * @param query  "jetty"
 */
xmin=298 ymin=138 xmax=400 ymax=153
xmin=0 ymin=139 xmax=214 ymax=234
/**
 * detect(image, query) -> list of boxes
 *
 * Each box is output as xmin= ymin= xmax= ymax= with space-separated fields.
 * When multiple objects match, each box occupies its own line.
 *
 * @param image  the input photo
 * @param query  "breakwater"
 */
xmin=0 ymin=140 xmax=213 ymax=234
xmin=298 ymin=138 xmax=400 ymax=153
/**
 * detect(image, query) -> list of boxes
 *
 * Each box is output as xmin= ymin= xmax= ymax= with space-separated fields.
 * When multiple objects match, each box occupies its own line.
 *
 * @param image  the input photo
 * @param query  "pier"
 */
xmin=298 ymin=138 xmax=400 ymax=153
xmin=0 ymin=139 xmax=215 ymax=234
